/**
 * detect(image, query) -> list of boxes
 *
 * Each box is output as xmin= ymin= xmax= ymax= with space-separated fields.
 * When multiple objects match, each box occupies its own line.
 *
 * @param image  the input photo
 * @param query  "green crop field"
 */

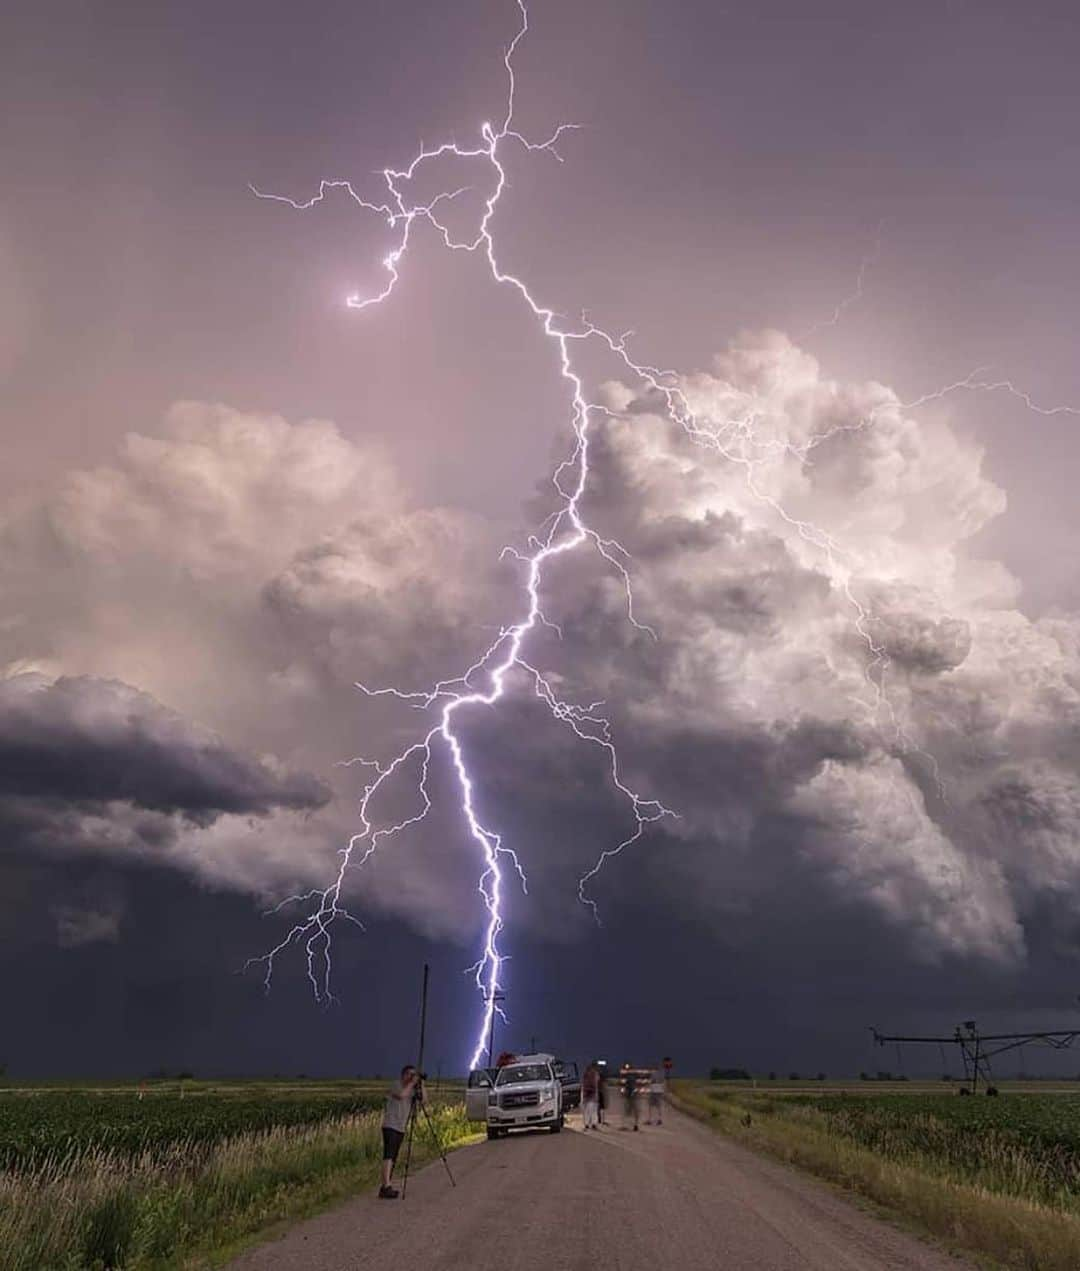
xmin=0 ymin=1080 xmax=472 ymax=1271
xmin=677 ymin=1081 xmax=1080 ymax=1269
xmin=735 ymin=1087 xmax=1080 ymax=1205
xmin=0 ymin=1083 xmax=388 ymax=1171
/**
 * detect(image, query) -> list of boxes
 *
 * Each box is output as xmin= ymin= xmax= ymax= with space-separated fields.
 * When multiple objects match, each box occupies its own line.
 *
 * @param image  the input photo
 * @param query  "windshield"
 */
xmin=496 ymin=1064 xmax=551 ymax=1085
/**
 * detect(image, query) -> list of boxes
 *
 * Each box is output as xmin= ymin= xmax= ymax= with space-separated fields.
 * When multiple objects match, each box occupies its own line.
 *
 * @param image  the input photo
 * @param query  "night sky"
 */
xmin=4 ymin=0 xmax=1080 ymax=1080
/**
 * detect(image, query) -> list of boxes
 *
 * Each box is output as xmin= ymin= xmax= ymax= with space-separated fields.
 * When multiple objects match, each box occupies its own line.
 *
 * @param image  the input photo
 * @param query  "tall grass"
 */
xmin=674 ymin=1083 xmax=1080 ymax=1270
xmin=792 ymin=1098 xmax=1080 ymax=1208
xmin=0 ymin=1104 xmax=474 ymax=1271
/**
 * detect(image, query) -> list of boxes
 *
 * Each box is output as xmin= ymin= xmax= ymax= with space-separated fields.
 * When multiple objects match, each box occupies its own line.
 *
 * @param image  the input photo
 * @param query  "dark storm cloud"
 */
xmin=0 ymin=674 xmax=329 ymax=820
xmin=5 ymin=334 xmax=1077 ymax=982
xmin=6 ymin=328 xmax=1080 ymax=991
xmin=0 ymin=387 xmax=1076 ymax=1085
xmin=4 ymin=0 xmax=1080 ymax=1083
xmin=0 ymin=674 xmax=331 ymax=885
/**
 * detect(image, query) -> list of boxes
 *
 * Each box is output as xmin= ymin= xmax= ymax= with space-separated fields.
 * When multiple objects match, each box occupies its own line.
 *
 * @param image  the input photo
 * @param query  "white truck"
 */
xmin=466 ymin=1053 xmax=564 ymax=1139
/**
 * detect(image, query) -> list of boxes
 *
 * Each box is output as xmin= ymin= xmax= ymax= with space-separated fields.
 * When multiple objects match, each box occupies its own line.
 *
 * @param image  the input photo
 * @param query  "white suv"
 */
xmin=472 ymin=1054 xmax=564 ymax=1139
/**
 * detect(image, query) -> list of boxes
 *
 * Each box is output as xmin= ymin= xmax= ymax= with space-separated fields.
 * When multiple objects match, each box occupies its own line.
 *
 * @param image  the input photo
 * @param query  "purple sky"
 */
xmin=3 ymin=0 xmax=1080 ymax=1076
xmin=6 ymin=0 xmax=1080 ymax=601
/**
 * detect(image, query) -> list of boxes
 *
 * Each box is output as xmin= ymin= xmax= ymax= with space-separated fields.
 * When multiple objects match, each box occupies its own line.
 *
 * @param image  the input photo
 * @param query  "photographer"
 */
xmin=379 ymin=1065 xmax=423 ymax=1199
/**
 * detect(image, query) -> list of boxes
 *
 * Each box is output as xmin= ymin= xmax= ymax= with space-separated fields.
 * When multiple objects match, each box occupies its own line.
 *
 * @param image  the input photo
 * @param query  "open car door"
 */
xmin=554 ymin=1059 xmax=581 ymax=1108
xmin=466 ymin=1068 xmax=493 ymax=1121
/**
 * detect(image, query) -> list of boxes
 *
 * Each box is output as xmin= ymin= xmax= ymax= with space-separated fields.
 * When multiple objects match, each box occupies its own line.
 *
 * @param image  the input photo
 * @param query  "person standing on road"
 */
xmin=379 ymin=1065 xmax=421 ymax=1199
xmin=620 ymin=1062 xmax=641 ymax=1131
xmin=597 ymin=1063 xmax=607 ymax=1125
xmin=647 ymin=1067 xmax=665 ymax=1125
xmin=582 ymin=1061 xmax=601 ymax=1130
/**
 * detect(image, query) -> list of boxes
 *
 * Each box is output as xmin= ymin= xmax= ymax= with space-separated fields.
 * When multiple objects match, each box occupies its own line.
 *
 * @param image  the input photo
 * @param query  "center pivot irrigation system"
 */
xmin=871 ymin=1019 xmax=1080 ymax=1095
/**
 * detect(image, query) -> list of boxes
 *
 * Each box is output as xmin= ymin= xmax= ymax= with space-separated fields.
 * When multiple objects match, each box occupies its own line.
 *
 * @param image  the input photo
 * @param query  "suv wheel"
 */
xmin=549 ymin=1116 xmax=563 ymax=1134
xmin=486 ymin=1127 xmax=501 ymax=1140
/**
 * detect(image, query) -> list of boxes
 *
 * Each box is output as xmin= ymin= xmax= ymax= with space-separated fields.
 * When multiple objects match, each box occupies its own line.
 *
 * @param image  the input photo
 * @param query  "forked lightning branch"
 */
xmin=248 ymin=0 xmax=1079 ymax=1068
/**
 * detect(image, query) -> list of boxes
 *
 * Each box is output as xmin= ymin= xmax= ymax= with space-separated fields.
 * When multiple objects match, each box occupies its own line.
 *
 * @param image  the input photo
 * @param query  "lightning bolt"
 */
xmin=800 ymin=219 xmax=885 ymax=341
xmin=246 ymin=2 xmax=672 ymax=1067
xmin=248 ymin=0 xmax=1078 ymax=1068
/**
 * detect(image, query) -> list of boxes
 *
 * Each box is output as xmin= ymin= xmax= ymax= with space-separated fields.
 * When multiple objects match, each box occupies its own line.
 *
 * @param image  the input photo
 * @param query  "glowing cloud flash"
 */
xmin=249 ymin=0 xmax=1080 ymax=1068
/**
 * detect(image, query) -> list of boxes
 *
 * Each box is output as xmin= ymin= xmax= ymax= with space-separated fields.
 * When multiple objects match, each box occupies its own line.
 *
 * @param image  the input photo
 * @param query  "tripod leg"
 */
xmin=418 ymin=1101 xmax=456 ymax=1187
xmin=399 ymin=1101 xmax=419 ymax=1199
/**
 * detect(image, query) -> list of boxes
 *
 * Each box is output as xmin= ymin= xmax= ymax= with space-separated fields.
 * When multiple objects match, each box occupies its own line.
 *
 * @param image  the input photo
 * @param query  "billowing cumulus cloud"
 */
xmin=0 ymin=401 xmax=508 ymax=753
xmin=2 ymin=403 xmax=401 ymax=727
xmin=544 ymin=331 xmax=1080 ymax=964
xmin=0 ymin=403 xmax=511 ymax=921
xmin=3 ymin=342 xmax=1080 ymax=983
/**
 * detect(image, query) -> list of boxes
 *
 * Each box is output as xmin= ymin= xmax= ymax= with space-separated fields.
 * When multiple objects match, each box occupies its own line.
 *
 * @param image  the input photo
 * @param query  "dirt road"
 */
xmin=230 ymin=1105 xmax=967 ymax=1270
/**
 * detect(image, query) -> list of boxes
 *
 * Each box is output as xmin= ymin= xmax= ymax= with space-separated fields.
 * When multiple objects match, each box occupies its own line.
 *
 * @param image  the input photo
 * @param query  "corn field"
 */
xmin=0 ymin=1084 xmax=471 ymax=1270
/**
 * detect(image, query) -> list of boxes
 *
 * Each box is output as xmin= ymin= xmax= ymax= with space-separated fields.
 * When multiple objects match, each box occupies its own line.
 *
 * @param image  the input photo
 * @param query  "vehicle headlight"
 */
xmin=541 ymin=1084 xmax=554 ymax=1099
xmin=488 ymin=1093 xmax=498 ymax=1105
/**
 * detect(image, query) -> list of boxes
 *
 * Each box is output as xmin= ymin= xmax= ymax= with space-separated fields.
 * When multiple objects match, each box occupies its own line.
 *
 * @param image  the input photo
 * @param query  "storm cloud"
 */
xmin=0 ymin=673 xmax=329 ymax=817
xmin=2 ymin=336 xmax=1080 ymax=997
xmin=0 ymin=673 xmax=331 ymax=885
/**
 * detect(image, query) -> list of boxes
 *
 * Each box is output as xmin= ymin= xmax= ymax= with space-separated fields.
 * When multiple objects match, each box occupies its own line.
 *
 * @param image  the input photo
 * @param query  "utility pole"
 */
xmin=971 ymin=1025 xmax=982 ymax=1095
xmin=486 ymin=990 xmax=506 ymax=1067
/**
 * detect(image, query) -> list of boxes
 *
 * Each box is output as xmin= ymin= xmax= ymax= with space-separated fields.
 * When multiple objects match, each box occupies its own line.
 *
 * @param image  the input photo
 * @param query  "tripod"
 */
xmin=400 ymin=964 xmax=456 ymax=1198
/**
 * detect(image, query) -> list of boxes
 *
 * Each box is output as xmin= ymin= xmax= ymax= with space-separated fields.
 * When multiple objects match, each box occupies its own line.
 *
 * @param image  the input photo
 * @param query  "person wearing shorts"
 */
xmin=379 ymin=1065 xmax=420 ymax=1198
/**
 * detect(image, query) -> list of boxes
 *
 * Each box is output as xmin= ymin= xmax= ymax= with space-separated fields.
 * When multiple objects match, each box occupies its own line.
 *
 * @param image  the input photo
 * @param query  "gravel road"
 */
xmin=229 ymin=1105 xmax=968 ymax=1270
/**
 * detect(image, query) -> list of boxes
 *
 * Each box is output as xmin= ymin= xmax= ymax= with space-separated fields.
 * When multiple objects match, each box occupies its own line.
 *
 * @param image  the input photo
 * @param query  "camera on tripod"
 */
xmin=397 ymin=967 xmax=455 ymax=1199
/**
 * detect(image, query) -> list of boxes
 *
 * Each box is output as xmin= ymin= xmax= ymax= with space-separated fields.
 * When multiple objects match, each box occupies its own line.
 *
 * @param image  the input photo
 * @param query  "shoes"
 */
xmin=378 ymin=1185 xmax=399 ymax=1199
xmin=633 ymin=1125 xmax=639 ymax=1131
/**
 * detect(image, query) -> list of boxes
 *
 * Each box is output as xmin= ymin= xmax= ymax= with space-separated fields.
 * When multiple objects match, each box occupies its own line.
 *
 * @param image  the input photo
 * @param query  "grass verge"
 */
xmin=0 ymin=1104 xmax=477 ymax=1271
xmin=672 ymin=1083 xmax=1080 ymax=1270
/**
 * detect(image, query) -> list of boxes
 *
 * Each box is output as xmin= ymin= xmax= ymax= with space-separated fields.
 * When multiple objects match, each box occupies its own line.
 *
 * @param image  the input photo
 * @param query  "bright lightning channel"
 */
xmin=248 ymin=0 xmax=1080 ymax=1069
